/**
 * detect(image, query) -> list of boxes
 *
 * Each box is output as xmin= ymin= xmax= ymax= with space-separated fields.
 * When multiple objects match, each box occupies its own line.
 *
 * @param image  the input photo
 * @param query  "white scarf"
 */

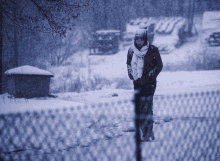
xmin=131 ymin=42 xmax=149 ymax=81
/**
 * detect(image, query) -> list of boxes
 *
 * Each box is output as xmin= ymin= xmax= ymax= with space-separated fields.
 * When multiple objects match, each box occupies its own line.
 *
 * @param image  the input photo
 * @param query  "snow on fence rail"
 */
xmin=0 ymin=90 xmax=220 ymax=161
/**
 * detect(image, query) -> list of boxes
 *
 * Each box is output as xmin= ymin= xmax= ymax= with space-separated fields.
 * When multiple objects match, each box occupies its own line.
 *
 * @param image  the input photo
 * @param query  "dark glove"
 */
xmin=128 ymin=73 xmax=134 ymax=80
xmin=134 ymin=78 xmax=141 ymax=84
xmin=140 ymin=76 xmax=148 ymax=85
xmin=146 ymin=76 xmax=155 ymax=83
xmin=140 ymin=75 xmax=155 ymax=85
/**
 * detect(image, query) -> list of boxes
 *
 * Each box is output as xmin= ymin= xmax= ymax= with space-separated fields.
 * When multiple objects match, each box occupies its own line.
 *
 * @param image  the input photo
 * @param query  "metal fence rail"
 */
xmin=0 ymin=90 xmax=220 ymax=161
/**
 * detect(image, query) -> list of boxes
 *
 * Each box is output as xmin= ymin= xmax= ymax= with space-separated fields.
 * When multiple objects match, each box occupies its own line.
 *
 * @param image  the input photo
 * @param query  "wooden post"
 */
xmin=188 ymin=0 xmax=195 ymax=36
xmin=0 ymin=5 xmax=2 ymax=94
xmin=133 ymin=90 xmax=141 ymax=161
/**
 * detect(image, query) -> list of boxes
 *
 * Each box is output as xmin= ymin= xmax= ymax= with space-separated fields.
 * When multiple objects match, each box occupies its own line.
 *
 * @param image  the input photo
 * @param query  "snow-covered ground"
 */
xmin=55 ymin=67 xmax=220 ymax=118
xmin=1 ymin=68 xmax=220 ymax=114
xmin=0 ymin=93 xmax=84 ymax=114
xmin=1 ymin=75 xmax=220 ymax=160
xmin=1 ymin=70 xmax=220 ymax=159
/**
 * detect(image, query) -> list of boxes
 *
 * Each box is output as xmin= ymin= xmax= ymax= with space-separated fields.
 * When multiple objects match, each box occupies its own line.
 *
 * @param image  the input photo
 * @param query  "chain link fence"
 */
xmin=0 ymin=89 xmax=220 ymax=161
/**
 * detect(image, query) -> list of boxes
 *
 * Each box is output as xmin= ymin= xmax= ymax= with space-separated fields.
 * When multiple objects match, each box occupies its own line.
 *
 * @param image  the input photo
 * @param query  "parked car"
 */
xmin=124 ymin=17 xmax=187 ymax=53
xmin=201 ymin=11 xmax=220 ymax=45
xmin=89 ymin=30 xmax=120 ymax=55
xmin=122 ymin=32 xmax=135 ymax=47
xmin=206 ymin=32 xmax=220 ymax=46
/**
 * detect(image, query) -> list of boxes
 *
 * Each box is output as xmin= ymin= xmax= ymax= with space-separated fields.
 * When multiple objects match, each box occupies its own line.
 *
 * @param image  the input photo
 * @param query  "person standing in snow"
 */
xmin=126 ymin=24 xmax=163 ymax=141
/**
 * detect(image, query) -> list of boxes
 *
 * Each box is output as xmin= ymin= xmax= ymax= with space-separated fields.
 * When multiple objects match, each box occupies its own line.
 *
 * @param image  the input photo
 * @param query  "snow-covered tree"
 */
xmin=0 ymin=0 xmax=92 ymax=93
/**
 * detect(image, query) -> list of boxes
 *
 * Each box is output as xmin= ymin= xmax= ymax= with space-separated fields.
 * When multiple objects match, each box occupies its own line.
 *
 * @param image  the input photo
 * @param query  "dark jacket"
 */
xmin=126 ymin=44 xmax=163 ymax=85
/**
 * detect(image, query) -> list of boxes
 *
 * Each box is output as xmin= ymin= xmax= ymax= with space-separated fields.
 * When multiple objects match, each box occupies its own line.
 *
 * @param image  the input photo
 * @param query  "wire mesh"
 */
xmin=0 ymin=100 xmax=135 ymax=161
xmin=0 ymin=90 xmax=220 ymax=161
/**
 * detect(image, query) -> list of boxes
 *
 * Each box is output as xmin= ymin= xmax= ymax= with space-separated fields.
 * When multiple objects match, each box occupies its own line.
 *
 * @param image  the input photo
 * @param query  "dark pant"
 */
xmin=133 ymin=80 xmax=156 ymax=138
xmin=133 ymin=80 xmax=156 ymax=96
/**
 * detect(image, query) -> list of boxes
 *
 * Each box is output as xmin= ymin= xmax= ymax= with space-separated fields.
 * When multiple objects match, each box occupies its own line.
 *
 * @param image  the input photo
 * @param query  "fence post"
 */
xmin=134 ymin=90 xmax=141 ymax=161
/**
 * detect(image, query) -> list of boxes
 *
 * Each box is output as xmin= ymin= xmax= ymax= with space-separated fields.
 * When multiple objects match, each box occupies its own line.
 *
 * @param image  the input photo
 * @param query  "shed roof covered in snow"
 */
xmin=5 ymin=65 xmax=53 ymax=77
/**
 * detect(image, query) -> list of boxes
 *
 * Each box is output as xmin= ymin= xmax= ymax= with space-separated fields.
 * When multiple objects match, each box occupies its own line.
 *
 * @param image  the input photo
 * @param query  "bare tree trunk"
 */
xmin=13 ymin=26 xmax=18 ymax=67
xmin=13 ymin=2 xmax=19 ymax=67
xmin=0 ymin=5 xmax=3 ymax=94
xmin=87 ymin=54 xmax=91 ymax=90
xmin=188 ymin=0 xmax=195 ymax=36
xmin=104 ymin=0 xmax=107 ymax=29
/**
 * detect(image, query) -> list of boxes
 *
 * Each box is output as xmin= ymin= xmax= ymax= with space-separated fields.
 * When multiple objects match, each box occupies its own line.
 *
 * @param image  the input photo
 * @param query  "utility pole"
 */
xmin=0 ymin=5 xmax=3 ymax=94
xmin=104 ymin=0 xmax=107 ymax=29
xmin=188 ymin=0 xmax=195 ymax=36
xmin=13 ymin=0 xmax=19 ymax=67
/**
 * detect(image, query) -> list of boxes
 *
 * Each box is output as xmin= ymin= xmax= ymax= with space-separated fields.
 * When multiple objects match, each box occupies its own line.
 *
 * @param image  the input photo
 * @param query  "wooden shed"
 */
xmin=5 ymin=65 xmax=54 ymax=98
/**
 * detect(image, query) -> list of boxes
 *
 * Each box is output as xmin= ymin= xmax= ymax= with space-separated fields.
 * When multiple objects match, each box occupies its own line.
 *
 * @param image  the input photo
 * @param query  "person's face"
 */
xmin=135 ymin=38 xmax=145 ymax=48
